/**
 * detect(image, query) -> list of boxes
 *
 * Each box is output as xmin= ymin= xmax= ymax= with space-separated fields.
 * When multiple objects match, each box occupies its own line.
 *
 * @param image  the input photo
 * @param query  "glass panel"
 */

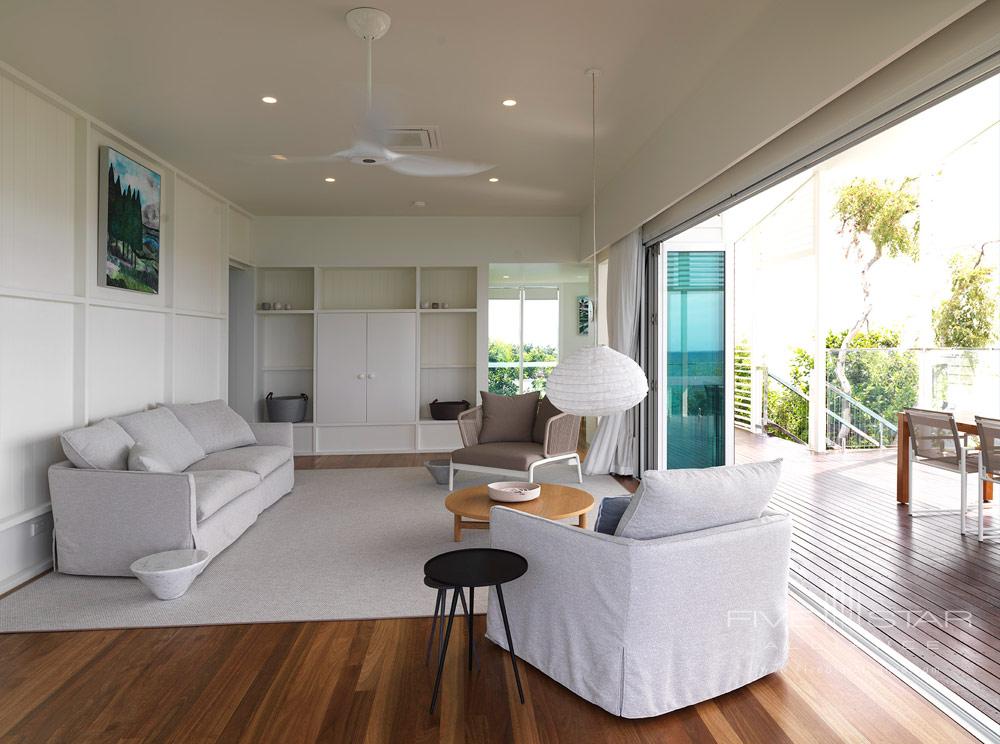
xmin=522 ymin=290 xmax=559 ymax=394
xmin=666 ymin=251 xmax=725 ymax=468
xmin=488 ymin=292 xmax=522 ymax=395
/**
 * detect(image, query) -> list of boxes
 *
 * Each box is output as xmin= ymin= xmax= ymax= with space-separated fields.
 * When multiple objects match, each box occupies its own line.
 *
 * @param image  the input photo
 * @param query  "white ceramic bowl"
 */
xmin=488 ymin=481 xmax=541 ymax=503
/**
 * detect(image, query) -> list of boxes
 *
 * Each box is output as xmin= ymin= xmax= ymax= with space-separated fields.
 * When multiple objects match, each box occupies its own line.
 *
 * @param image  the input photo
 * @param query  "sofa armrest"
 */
xmin=544 ymin=412 xmax=581 ymax=456
xmin=457 ymin=406 xmax=482 ymax=447
xmin=485 ymin=507 xmax=631 ymax=714
xmin=48 ymin=461 xmax=197 ymax=577
xmin=250 ymin=421 xmax=293 ymax=448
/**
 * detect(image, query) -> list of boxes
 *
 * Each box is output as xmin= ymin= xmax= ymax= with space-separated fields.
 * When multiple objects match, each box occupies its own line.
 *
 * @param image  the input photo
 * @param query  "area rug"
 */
xmin=0 ymin=468 xmax=628 ymax=632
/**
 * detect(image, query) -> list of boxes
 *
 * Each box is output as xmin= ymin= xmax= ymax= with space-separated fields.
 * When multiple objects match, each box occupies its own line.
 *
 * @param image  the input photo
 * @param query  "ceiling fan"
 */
xmin=278 ymin=7 xmax=494 ymax=178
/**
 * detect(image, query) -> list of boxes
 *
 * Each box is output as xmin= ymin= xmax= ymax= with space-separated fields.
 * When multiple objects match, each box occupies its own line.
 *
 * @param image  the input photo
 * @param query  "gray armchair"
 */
xmin=449 ymin=405 xmax=582 ymax=489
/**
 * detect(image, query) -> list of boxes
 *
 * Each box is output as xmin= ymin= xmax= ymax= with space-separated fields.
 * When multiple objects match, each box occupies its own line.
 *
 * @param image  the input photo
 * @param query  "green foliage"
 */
xmin=833 ymin=177 xmax=920 ymax=261
xmin=932 ymin=252 xmax=998 ymax=348
xmin=826 ymin=327 xmax=917 ymax=427
xmin=488 ymin=340 xmax=558 ymax=396
xmin=825 ymin=328 xmax=900 ymax=350
xmin=767 ymin=387 xmax=809 ymax=444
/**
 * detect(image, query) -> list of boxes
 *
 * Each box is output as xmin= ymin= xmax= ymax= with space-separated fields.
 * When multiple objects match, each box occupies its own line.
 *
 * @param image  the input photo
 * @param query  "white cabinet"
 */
xmin=316 ymin=312 xmax=415 ymax=425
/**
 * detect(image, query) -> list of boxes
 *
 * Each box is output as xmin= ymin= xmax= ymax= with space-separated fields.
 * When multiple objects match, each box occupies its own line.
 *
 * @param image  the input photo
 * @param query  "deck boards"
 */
xmin=736 ymin=429 xmax=1000 ymax=722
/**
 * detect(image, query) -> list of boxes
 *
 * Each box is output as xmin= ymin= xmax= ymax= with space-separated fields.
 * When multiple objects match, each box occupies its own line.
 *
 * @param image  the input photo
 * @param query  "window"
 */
xmin=488 ymin=286 xmax=559 ymax=395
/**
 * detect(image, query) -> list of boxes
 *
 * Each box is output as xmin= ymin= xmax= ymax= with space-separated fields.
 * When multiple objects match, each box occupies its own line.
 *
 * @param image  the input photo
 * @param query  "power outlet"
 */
xmin=29 ymin=517 xmax=51 ymax=538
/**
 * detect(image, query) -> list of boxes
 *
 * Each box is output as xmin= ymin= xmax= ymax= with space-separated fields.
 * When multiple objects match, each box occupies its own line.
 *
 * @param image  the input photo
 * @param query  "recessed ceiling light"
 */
xmin=489 ymin=177 xmax=499 ymax=182
xmin=411 ymin=200 xmax=426 ymax=207
xmin=324 ymin=177 xmax=336 ymax=182
xmin=502 ymin=275 xmax=511 ymax=279
xmin=271 ymin=154 xmax=287 ymax=160
xmin=502 ymin=99 xmax=517 ymax=107
xmin=261 ymin=96 xmax=278 ymax=104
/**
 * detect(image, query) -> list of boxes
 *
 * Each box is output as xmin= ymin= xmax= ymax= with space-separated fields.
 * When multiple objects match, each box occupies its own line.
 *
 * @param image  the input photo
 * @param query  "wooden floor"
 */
xmin=736 ymin=429 xmax=1000 ymax=724
xmin=0 ymin=451 xmax=980 ymax=743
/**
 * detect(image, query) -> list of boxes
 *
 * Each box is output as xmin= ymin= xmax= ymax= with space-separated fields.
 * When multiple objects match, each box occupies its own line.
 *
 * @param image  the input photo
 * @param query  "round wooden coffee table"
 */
xmin=445 ymin=483 xmax=595 ymax=542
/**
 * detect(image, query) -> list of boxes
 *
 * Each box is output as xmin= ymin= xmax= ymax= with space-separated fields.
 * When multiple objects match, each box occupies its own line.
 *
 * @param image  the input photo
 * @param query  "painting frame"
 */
xmin=98 ymin=145 xmax=161 ymax=294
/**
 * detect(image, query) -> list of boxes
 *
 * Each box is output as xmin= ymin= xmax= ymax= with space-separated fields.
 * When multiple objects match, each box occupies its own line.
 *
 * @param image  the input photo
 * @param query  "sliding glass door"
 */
xmin=649 ymin=240 xmax=733 ymax=469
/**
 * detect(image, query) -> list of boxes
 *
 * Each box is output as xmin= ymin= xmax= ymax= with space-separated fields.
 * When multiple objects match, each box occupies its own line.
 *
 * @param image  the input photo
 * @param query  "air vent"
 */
xmin=381 ymin=126 xmax=441 ymax=151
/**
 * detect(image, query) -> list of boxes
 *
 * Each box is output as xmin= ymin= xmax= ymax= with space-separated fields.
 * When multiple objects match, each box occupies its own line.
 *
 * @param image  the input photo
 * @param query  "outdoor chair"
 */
xmin=974 ymin=416 xmax=1000 ymax=542
xmin=903 ymin=408 xmax=978 ymax=534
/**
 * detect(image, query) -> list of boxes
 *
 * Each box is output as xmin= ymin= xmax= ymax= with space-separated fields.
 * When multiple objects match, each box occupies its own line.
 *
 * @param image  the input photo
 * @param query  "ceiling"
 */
xmin=0 ymin=0 xmax=773 ymax=216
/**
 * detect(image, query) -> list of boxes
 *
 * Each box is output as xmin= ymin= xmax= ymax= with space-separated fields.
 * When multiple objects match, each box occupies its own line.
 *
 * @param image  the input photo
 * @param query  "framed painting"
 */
xmin=577 ymin=295 xmax=592 ymax=335
xmin=98 ymin=146 xmax=161 ymax=294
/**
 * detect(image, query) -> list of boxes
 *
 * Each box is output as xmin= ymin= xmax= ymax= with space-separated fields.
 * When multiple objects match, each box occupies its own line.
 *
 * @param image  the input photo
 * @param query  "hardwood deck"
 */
xmin=736 ymin=428 xmax=1000 ymax=724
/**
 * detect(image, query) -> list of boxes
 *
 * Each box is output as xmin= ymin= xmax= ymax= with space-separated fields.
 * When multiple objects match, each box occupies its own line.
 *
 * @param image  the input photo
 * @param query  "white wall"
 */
xmin=0 ymin=63 xmax=250 ymax=592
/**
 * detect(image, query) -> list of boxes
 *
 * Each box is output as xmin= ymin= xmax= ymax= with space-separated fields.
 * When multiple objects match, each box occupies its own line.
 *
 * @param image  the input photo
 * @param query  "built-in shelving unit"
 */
xmin=253 ymin=265 xmax=481 ymax=454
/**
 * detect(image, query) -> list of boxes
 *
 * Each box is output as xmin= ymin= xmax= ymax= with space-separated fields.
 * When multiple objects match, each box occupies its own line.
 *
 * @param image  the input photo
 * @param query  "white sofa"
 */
xmin=484 ymin=504 xmax=791 ymax=718
xmin=48 ymin=400 xmax=294 ymax=576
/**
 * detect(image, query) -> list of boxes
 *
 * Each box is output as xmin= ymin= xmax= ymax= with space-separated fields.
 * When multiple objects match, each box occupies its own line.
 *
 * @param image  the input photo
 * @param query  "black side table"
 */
xmin=423 ymin=548 xmax=528 ymax=714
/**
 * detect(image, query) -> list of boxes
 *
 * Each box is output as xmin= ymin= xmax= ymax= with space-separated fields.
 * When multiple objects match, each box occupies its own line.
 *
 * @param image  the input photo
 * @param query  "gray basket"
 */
xmin=265 ymin=392 xmax=308 ymax=423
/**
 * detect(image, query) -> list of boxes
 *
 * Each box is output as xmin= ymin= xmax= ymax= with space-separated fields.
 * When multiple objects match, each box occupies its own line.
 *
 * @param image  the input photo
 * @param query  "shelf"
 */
xmin=293 ymin=422 xmax=315 ymax=427
xmin=317 ymin=308 xmax=417 ymax=314
xmin=262 ymin=366 xmax=313 ymax=372
xmin=320 ymin=267 xmax=416 ymax=310
xmin=257 ymin=267 xmax=315 ymax=311
xmin=420 ymin=418 xmax=463 ymax=425
xmin=256 ymin=310 xmax=314 ymax=315
xmin=418 ymin=308 xmax=476 ymax=314
xmin=421 ymin=363 xmax=475 ymax=369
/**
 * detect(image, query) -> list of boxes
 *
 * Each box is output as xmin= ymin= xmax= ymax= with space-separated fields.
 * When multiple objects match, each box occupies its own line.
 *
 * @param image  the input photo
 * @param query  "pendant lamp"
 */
xmin=545 ymin=69 xmax=649 ymax=417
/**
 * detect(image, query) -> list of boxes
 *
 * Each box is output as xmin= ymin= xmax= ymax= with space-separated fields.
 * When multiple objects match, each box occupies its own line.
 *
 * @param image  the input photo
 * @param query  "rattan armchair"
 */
xmin=448 ymin=405 xmax=582 ymax=490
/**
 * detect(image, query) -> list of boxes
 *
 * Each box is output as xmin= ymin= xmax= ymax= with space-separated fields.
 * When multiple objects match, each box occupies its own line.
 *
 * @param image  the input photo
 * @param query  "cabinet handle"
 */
xmin=356 ymin=373 xmax=365 ymax=380
xmin=367 ymin=373 xmax=376 ymax=379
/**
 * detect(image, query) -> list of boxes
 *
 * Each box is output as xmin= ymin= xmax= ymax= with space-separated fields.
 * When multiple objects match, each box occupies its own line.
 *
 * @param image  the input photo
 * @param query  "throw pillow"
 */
xmin=127 ymin=443 xmax=174 ymax=473
xmin=478 ymin=391 xmax=540 ymax=444
xmin=165 ymin=399 xmax=256 ymax=454
xmin=532 ymin=395 xmax=563 ymax=445
xmin=614 ymin=459 xmax=782 ymax=539
xmin=594 ymin=496 xmax=631 ymax=535
xmin=115 ymin=407 xmax=206 ymax=472
xmin=60 ymin=419 xmax=135 ymax=470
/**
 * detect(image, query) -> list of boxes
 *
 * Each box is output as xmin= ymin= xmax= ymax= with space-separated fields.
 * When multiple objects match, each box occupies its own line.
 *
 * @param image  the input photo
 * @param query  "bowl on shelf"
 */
xmin=488 ymin=481 xmax=541 ymax=503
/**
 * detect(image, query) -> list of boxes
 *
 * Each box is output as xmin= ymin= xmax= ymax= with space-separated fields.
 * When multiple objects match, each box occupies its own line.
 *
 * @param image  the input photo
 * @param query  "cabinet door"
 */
xmin=365 ymin=313 xmax=416 ymax=423
xmin=316 ymin=313 xmax=367 ymax=424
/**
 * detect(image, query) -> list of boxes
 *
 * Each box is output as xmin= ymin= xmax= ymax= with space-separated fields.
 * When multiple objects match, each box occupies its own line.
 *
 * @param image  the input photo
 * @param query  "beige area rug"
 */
xmin=0 ymin=467 xmax=627 ymax=632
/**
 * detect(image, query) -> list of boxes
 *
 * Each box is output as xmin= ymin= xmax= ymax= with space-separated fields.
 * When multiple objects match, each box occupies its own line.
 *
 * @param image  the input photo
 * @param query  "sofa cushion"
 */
xmin=115 ymin=407 xmax=206 ymax=472
xmin=127 ymin=443 xmax=172 ymax=473
xmin=478 ymin=391 xmax=539 ymax=444
xmin=532 ymin=396 xmax=562 ymax=445
xmin=60 ymin=419 xmax=135 ymax=470
xmin=615 ymin=459 xmax=782 ymax=539
xmin=192 ymin=469 xmax=261 ymax=522
xmin=452 ymin=442 xmax=546 ymax=472
xmin=186 ymin=445 xmax=292 ymax=478
xmin=594 ymin=496 xmax=631 ymax=535
xmin=165 ymin=399 xmax=256 ymax=454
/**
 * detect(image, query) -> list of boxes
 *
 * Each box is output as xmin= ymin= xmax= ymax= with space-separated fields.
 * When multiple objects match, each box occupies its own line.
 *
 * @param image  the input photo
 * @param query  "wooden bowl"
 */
xmin=488 ymin=481 xmax=541 ymax=503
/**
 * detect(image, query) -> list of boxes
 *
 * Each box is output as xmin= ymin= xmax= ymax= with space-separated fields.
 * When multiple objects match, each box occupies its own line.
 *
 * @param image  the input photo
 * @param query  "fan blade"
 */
xmin=385 ymin=154 xmax=495 ymax=177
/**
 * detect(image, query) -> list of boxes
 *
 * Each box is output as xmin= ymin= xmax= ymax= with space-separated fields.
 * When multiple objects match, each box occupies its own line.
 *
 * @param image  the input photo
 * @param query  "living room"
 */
xmin=1 ymin=1 xmax=999 ymax=742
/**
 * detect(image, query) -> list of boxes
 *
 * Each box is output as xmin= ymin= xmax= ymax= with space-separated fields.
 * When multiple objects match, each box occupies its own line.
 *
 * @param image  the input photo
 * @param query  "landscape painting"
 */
xmin=99 ymin=146 xmax=160 ymax=294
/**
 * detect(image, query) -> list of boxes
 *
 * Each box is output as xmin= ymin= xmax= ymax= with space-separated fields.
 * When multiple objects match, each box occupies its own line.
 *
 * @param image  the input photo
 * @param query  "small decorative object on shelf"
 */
xmin=441 ymin=302 xmax=449 ymax=309
xmin=265 ymin=392 xmax=309 ymax=422
xmin=432 ymin=302 xmax=440 ymax=309
xmin=260 ymin=302 xmax=272 ymax=311
xmin=429 ymin=399 xmax=470 ymax=420
xmin=420 ymin=301 xmax=431 ymax=309
xmin=488 ymin=481 xmax=541 ymax=503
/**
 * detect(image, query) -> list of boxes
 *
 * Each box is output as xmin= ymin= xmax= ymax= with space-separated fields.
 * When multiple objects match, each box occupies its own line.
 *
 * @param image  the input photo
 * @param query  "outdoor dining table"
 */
xmin=896 ymin=410 xmax=993 ymax=504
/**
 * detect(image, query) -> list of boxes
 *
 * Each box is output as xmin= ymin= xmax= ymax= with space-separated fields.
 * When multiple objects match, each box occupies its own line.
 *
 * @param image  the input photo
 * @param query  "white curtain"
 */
xmin=583 ymin=230 xmax=644 ymax=476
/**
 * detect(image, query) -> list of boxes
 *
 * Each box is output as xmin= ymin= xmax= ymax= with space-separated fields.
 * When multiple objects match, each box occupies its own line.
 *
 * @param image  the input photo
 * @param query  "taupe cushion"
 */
xmin=615 ymin=459 xmax=782 ymax=539
xmin=192 ymin=469 xmax=261 ymax=522
xmin=478 ymin=391 xmax=539 ymax=444
xmin=127 ymin=443 xmax=172 ymax=473
xmin=532 ymin=396 xmax=562 ymax=444
xmin=60 ymin=419 xmax=134 ymax=470
xmin=452 ymin=442 xmax=546 ymax=471
xmin=186 ymin=445 xmax=292 ymax=478
xmin=165 ymin=400 xmax=256 ymax=454
xmin=115 ymin=407 xmax=206 ymax=472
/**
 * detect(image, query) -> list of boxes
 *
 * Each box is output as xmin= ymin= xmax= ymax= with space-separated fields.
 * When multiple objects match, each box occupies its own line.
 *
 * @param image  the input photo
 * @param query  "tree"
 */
xmin=933 ymin=246 xmax=998 ymax=348
xmin=831 ymin=177 xmax=919 ymax=445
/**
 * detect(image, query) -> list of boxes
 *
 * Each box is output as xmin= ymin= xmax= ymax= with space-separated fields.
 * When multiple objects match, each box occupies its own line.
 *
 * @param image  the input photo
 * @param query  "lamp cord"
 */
xmin=590 ymin=69 xmax=599 ymax=348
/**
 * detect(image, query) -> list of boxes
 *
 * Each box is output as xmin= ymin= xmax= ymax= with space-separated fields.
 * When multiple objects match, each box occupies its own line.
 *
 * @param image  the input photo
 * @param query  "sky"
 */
xmin=488 ymin=298 xmax=560 ymax=350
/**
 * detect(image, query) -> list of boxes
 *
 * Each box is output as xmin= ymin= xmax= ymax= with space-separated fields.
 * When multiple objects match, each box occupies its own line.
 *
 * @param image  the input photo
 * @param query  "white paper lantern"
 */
xmin=546 ymin=345 xmax=649 ymax=417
